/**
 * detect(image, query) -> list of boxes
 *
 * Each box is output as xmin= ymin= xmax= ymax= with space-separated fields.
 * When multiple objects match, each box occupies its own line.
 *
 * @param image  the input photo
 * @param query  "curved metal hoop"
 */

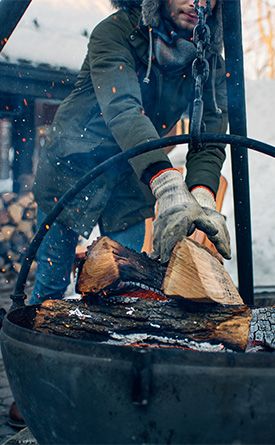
xmin=11 ymin=133 xmax=275 ymax=308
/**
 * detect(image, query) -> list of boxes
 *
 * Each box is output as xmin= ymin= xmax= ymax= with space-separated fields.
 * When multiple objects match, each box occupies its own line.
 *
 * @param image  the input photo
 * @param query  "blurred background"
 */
xmin=0 ymin=0 xmax=274 ymax=289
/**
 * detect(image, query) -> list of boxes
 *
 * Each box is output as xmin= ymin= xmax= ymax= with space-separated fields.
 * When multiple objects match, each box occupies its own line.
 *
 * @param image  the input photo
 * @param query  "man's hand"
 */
xmin=150 ymin=169 xmax=218 ymax=263
xmin=191 ymin=187 xmax=231 ymax=260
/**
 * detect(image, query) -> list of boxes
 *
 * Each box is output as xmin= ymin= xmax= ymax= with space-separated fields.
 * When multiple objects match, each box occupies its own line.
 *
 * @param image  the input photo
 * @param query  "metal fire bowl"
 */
xmin=1 ymin=305 xmax=275 ymax=445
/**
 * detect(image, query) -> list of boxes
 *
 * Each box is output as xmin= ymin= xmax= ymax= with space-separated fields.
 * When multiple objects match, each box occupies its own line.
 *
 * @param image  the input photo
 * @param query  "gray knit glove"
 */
xmin=150 ymin=170 xmax=218 ymax=263
xmin=191 ymin=187 xmax=231 ymax=260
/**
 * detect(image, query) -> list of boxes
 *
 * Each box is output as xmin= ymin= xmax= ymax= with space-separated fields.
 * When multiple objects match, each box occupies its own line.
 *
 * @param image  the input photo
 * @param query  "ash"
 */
xmin=107 ymin=332 xmax=227 ymax=352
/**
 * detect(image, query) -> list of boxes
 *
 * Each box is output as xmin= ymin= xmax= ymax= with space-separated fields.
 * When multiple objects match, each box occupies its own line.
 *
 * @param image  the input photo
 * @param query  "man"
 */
xmin=30 ymin=0 xmax=230 ymax=305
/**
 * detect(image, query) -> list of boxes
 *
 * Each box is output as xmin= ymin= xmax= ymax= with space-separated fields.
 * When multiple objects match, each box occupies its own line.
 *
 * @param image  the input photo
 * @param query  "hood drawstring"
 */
xmin=211 ymin=55 xmax=222 ymax=115
xmin=143 ymin=27 xmax=153 ymax=84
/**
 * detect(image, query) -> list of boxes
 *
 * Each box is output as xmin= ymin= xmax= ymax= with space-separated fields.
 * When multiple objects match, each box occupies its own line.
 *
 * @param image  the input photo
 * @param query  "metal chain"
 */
xmin=190 ymin=0 xmax=212 ymax=149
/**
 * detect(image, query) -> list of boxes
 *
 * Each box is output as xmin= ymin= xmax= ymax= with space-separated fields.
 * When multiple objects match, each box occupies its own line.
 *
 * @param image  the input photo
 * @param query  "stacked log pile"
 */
xmin=0 ymin=192 xmax=37 ymax=281
xmin=33 ymin=237 xmax=275 ymax=352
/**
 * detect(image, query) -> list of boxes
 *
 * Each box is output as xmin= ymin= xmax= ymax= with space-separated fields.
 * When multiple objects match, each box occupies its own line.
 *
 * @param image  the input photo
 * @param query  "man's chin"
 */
xmin=176 ymin=19 xmax=196 ymax=31
xmin=174 ymin=13 xmax=197 ymax=31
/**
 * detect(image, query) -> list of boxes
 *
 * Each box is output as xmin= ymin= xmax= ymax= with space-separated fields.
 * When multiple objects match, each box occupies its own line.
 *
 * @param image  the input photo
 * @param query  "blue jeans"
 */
xmin=30 ymin=209 xmax=145 ymax=305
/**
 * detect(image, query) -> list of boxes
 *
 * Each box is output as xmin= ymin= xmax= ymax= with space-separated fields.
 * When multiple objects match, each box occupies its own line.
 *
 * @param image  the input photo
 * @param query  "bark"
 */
xmin=76 ymin=237 xmax=166 ymax=296
xmin=34 ymin=297 xmax=255 ymax=351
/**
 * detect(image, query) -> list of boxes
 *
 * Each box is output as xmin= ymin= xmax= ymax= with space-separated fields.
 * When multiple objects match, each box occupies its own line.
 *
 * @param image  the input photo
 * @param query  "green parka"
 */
xmin=33 ymin=2 xmax=228 ymax=238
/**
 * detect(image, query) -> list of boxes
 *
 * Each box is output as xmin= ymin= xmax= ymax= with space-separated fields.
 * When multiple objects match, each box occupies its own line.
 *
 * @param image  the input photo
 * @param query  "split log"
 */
xmin=0 ymin=191 xmax=37 ymax=279
xmin=1 ymin=225 xmax=15 ymax=241
xmin=1 ymin=192 xmax=16 ymax=205
xmin=77 ymin=237 xmax=242 ymax=305
xmin=163 ymin=238 xmax=243 ymax=305
xmin=76 ymin=237 xmax=166 ymax=296
xmin=17 ymin=194 xmax=34 ymax=208
xmin=8 ymin=203 xmax=24 ymax=224
xmin=7 ymin=250 xmax=21 ymax=262
xmin=22 ymin=207 xmax=36 ymax=221
xmin=33 ymin=297 xmax=275 ymax=352
xmin=0 ymin=209 xmax=9 ymax=225
xmin=17 ymin=220 xmax=34 ymax=239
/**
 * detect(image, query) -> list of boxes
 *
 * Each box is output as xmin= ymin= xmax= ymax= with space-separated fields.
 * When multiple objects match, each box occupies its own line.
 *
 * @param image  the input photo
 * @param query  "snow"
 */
xmin=1 ymin=0 xmax=113 ymax=69
xmin=1 ymin=0 xmax=274 ymax=80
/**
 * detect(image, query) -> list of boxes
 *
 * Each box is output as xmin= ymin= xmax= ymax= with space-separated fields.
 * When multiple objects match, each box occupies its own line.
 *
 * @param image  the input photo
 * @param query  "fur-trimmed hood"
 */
xmin=110 ymin=0 xmax=223 ymax=53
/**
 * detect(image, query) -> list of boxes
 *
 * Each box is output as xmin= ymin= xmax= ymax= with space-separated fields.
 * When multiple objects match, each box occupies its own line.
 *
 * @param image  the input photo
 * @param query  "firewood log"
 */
xmin=1 ymin=192 xmax=16 ymax=205
xmin=163 ymin=239 xmax=243 ymax=305
xmin=0 ymin=209 xmax=9 ymax=225
xmin=22 ymin=207 xmax=36 ymax=221
xmin=17 ymin=220 xmax=34 ymax=240
xmin=0 ymin=191 xmax=37 ymax=278
xmin=17 ymin=193 xmax=34 ymax=209
xmin=76 ymin=237 xmax=166 ymax=296
xmin=33 ymin=298 xmax=275 ymax=352
xmin=1 ymin=225 xmax=15 ymax=241
xmin=8 ymin=203 xmax=24 ymax=224
xmin=7 ymin=250 xmax=20 ymax=262
xmin=77 ymin=237 xmax=242 ymax=306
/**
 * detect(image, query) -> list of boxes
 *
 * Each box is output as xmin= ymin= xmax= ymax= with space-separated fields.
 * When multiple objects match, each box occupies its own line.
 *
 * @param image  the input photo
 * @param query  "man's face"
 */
xmin=164 ymin=0 xmax=217 ymax=31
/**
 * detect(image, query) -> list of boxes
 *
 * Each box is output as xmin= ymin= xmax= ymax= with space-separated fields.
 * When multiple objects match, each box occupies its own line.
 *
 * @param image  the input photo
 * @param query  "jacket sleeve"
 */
xmin=88 ymin=17 xmax=169 ymax=180
xmin=185 ymin=55 xmax=228 ymax=195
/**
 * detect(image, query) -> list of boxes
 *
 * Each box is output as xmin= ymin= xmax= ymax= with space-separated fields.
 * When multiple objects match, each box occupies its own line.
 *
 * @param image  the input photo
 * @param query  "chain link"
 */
xmin=190 ymin=0 xmax=212 ymax=149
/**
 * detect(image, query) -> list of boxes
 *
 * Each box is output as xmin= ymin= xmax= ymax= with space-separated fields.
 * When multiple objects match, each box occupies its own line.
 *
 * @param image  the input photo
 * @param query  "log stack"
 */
xmin=33 ymin=236 xmax=275 ymax=352
xmin=0 ymin=191 xmax=37 ymax=281
xmin=76 ymin=237 xmax=243 ymax=305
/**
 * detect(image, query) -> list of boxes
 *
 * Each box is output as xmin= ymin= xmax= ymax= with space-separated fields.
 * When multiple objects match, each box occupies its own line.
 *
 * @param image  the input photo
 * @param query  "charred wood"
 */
xmin=33 ymin=296 xmax=263 ymax=352
xmin=76 ymin=237 xmax=166 ymax=296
